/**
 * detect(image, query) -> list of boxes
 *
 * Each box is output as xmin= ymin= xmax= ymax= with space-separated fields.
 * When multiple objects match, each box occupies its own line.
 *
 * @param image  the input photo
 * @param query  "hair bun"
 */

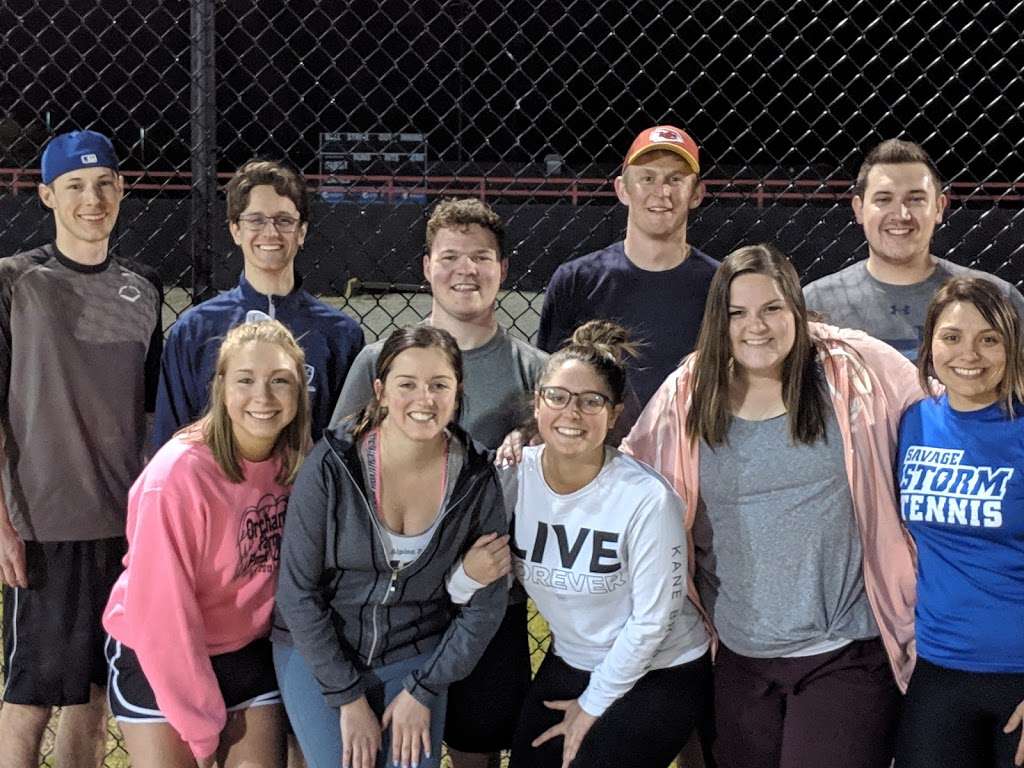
xmin=570 ymin=320 xmax=636 ymax=364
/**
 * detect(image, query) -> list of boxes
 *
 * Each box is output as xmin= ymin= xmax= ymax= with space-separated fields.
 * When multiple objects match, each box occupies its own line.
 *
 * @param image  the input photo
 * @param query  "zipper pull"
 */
xmin=388 ymin=564 xmax=399 ymax=594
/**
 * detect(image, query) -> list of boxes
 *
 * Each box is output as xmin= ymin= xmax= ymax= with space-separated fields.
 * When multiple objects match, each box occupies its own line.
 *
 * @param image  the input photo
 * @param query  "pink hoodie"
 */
xmin=103 ymin=435 xmax=289 ymax=759
xmin=621 ymin=323 xmax=924 ymax=691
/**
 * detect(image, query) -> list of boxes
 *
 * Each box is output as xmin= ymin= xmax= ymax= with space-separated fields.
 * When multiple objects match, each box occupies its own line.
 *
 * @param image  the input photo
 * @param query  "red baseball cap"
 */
xmin=623 ymin=125 xmax=700 ymax=174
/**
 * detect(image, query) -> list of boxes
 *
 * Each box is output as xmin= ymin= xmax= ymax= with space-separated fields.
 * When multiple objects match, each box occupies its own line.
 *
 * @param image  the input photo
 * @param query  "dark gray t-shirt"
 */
xmin=330 ymin=326 xmax=547 ymax=450
xmin=696 ymin=405 xmax=877 ymax=657
xmin=0 ymin=245 xmax=161 ymax=541
xmin=804 ymin=258 xmax=1024 ymax=360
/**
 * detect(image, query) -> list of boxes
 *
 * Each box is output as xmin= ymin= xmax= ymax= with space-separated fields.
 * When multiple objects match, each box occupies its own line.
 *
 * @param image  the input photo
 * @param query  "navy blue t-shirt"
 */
xmin=537 ymin=241 xmax=718 ymax=434
xmin=897 ymin=394 xmax=1024 ymax=672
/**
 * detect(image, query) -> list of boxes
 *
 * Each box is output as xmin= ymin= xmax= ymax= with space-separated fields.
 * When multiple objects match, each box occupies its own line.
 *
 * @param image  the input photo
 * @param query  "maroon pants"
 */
xmin=712 ymin=639 xmax=901 ymax=768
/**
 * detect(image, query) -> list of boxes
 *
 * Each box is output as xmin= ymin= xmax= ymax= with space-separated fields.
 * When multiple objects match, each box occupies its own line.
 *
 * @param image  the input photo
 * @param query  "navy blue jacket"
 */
xmin=152 ymin=273 xmax=364 ymax=449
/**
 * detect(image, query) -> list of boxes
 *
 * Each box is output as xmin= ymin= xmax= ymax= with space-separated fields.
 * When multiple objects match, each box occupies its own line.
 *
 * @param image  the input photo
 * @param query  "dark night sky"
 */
xmin=3 ymin=0 xmax=1023 ymax=185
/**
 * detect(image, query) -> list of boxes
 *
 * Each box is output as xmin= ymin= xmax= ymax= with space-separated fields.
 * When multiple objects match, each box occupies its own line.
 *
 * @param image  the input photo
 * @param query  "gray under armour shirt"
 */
xmin=696 ymin=405 xmax=878 ymax=657
xmin=803 ymin=258 xmax=1024 ymax=360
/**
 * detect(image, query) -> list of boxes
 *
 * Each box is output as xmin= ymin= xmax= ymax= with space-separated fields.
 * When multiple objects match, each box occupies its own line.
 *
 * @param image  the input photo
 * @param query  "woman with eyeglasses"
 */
xmin=454 ymin=319 xmax=711 ymax=768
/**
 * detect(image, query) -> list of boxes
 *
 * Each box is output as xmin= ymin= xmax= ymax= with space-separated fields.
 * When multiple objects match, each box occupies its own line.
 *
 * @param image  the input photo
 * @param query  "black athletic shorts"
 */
xmin=106 ymin=636 xmax=280 ymax=723
xmin=444 ymin=600 xmax=532 ymax=753
xmin=2 ymin=537 xmax=126 ymax=706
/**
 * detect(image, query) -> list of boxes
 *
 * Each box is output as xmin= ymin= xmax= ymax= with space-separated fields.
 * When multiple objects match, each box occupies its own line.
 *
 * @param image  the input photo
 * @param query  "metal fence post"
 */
xmin=190 ymin=0 xmax=217 ymax=303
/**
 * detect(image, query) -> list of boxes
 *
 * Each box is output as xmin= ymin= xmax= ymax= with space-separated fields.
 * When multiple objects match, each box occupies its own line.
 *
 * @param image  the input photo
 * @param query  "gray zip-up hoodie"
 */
xmin=272 ymin=423 xmax=508 ymax=709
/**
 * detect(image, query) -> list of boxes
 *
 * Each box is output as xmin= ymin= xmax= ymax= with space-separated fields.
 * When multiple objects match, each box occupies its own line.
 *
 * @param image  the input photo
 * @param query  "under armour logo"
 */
xmin=890 ymin=304 xmax=911 ymax=316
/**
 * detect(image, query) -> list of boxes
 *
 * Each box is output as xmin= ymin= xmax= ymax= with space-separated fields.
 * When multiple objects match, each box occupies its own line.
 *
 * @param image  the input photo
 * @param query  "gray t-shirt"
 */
xmin=0 ymin=246 xmax=161 ymax=541
xmin=804 ymin=258 xmax=1024 ymax=360
xmin=696 ymin=406 xmax=877 ymax=658
xmin=330 ymin=326 xmax=547 ymax=450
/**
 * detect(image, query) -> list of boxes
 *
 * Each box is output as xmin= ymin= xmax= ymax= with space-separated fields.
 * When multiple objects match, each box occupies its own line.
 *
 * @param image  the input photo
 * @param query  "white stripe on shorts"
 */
xmin=227 ymin=689 xmax=282 ymax=711
xmin=105 ymin=636 xmax=281 ymax=724
xmin=106 ymin=637 xmax=164 ymax=718
xmin=2 ymin=587 xmax=20 ymax=700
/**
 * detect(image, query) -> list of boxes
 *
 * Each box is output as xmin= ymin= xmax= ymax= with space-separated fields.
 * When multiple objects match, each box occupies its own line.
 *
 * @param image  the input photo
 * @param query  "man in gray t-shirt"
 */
xmin=0 ymin=131 xmax=161 ymax=768
xmin=329 ymin=199 xmax=547 ymax=448
xmin=804 ymin=139 xmax=1024 ymax=360
xmin=329 ymin=199 xmax=545 ymax=768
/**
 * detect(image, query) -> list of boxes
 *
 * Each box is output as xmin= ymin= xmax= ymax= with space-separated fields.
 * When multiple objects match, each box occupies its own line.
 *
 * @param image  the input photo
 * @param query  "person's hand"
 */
xmin=495 ymin=429 xmax=525 ymax=467
xmin=340 ymin=696 xmax=381 ymax=768
xmin=463 ymin=533 xmax=511 ymax=585
xmin=0 ymin=523 xmax=27 ymax=588
xmin=531 ymin=698 xmax=598 ymax=768
xmin=381 ymin=689 xmax=431 ymax=768
xmin=1002 ymin=697 xmax=1024 ymax=766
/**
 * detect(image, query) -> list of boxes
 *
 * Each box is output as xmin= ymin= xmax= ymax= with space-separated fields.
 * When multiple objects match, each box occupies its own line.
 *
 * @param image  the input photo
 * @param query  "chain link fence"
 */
xmin=2 ymin=0 xmax=1023 ymax=764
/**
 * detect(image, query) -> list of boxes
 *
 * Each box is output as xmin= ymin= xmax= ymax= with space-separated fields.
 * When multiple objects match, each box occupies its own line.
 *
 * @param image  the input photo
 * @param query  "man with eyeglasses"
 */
xmin=537 ymin=126 xmax=718 ymax=441
xmin=152 ymin=159 xmax=364 ymax=448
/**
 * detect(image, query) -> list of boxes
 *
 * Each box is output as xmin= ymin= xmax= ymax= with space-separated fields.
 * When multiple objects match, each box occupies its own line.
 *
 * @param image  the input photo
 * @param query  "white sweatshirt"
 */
xmin=452 ymin=445 xmax=709 ymax=716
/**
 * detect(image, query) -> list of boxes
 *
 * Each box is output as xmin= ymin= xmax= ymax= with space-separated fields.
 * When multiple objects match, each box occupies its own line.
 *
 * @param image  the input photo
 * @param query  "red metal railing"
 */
xmin=3 ymin=169 xmax=1022 ymax=206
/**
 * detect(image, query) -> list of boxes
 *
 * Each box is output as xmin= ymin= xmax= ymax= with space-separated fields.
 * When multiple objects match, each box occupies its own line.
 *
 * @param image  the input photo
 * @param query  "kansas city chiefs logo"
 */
xmin=650 ymin=127 xmax=684 ymax=144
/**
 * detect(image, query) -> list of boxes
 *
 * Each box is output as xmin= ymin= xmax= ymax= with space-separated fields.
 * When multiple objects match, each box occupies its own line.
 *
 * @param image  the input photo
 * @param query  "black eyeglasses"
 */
xmin=538 ymin=386 xmax=612 ymax=414
xmin=236 ymin=214 xmax=301 ymax=233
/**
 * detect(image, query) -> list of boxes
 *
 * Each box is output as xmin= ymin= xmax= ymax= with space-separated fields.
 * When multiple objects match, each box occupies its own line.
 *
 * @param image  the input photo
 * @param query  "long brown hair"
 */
xmin=199 ymin=320 xmax=310 ymax=484
xmin=688 ymin=243 xmax=827 ymax=446
xmin=918 ymin=276 xmax=1024 ymax=415
xmin=350 ymin=326 xmax=464 ymax=439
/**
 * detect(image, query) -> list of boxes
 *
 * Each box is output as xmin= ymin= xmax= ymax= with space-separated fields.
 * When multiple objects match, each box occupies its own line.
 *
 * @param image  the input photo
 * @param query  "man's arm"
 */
xmin=325 ymin=323 xmax=366 ymax=429
xmin=0 ymin=442 xmax=27 ymax=588
xmin=328 ymin=345 xmax=378 ymax=430
xmin=536 ymin=266 xmax=574 ymax=353
xmin=151 ymin=324 xmax=199 ymax=451
xmin=142 ymin=282 xmax=165 ymax=454
xmin=144 ymin=279 xmax=165 ymax=414
xmin=0 ymin=267 xmax=26 ymax=587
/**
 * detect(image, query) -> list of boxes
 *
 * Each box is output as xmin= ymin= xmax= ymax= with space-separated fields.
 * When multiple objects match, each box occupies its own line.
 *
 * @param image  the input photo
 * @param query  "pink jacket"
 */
xmin=621 ymin=323 xmax=924 ymax=691
xmin=103 ymin=436 xmax=289 ymax=759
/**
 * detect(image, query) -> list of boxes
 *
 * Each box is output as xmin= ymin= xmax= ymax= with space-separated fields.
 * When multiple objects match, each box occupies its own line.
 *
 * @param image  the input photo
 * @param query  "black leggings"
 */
xmin=895 ymin=657 xmax=1024 ymax=768
xmin=510 ymin=650 xmax=712 ymax=768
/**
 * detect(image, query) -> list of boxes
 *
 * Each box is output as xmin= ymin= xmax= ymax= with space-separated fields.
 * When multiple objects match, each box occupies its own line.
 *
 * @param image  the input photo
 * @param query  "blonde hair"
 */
xmin=199 ymin=320 xmax=310 ymax=484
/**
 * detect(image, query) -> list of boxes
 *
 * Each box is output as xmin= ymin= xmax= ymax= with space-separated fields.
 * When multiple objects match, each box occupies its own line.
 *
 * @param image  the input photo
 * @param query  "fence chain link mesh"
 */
xmin=2 ymin=0 xmax=1023 ymax=764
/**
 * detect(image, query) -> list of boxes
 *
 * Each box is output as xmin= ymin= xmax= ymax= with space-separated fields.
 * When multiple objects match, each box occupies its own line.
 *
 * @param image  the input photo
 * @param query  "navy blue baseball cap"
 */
xmin=41 ymin=130 xmax=119 ymax=184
